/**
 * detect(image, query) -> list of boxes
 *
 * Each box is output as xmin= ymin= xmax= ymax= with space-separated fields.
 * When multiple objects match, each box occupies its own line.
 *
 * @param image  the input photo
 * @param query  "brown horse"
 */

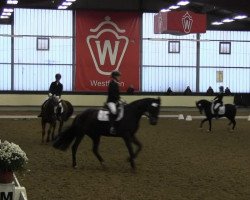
xmin=40 ymin=96 xmax=73 ymax=143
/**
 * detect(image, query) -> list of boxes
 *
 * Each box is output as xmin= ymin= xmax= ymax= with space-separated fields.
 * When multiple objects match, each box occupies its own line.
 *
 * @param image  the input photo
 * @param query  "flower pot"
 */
xmin=0 ymin=171 xmax=14 ymax=184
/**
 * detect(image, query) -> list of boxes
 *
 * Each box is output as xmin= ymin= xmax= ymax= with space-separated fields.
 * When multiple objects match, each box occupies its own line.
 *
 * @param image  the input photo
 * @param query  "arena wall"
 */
xmin=0 ymin=94 xmax=234 ymax=107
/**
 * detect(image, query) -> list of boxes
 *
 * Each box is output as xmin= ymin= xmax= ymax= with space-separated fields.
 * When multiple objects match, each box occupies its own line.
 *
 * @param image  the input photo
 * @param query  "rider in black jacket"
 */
xmin=213 ymin=86 xmax=224 ymax=118
xmin=106 ymin=71 xmax=121 ymax=134
xmin=38 ymin=73 xmax=63 ymax=118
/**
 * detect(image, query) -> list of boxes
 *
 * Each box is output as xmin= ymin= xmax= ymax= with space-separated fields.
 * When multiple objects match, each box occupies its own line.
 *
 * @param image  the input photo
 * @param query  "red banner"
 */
xmin=154 ymin=11 xmax=206 ymax=35
xmin=75 ymin=11 xmax=141 ymax=92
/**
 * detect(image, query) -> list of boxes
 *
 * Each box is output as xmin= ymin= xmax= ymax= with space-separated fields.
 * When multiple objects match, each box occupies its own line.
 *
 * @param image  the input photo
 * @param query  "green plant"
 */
xmin=0 ymin=140 xmax=28 ymax=172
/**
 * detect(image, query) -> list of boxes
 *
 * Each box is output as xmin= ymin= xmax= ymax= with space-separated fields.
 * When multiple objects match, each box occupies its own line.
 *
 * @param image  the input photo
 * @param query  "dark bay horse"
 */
xmin=196 ymin=99 xmax=237 ymax=132
xmin=41 ymin=97 xmax=73 ymax=143
xmin=53 ymin=98 xmax=161 ymax=169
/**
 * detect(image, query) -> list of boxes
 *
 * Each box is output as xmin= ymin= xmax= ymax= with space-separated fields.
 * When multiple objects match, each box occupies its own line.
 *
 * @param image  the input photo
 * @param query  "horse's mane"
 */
xmin=127 ymin=98 xmax=157 ymax=108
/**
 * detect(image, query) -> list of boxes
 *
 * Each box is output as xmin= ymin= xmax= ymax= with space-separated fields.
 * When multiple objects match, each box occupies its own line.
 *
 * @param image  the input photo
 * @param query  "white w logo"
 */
xmin=182 ymin=12 xmax=193 ymax=33
xmin=95 ymin=40 xmax=120 ymax=65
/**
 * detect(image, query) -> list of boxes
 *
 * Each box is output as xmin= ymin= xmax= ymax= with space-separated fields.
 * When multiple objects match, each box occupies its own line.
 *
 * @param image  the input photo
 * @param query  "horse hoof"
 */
xmin=206 ymin=130 xmax=212 ymax=133
xmin=73 ymin=165 xmax=77 ymax=169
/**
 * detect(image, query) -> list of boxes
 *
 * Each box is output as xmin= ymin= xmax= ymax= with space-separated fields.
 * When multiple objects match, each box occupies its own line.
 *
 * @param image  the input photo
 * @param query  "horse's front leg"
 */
xmin=131 ymin=136 xmax=142 ymax=159
xmin=58 ymin=120 xmax=63 ymax=135
xmin=51 ymin=122 xmax=57 ymax=141
xmin=200 ymin=118 xmax=208 ymax=128
xmin=208 ymin=119 xmax=212 ymax=132
xmin=47 ymin=125 xmax=52 ymax=143
xmin=123 ymin=136 xmax=135 ymax=169
xmin=41 ymin=121 xmax=46 ymax=143
xmin=92 ymin=136 xmax=105 ymax=165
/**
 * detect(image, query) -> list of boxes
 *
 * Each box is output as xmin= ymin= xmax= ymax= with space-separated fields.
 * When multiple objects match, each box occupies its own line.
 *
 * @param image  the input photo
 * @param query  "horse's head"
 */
xmin=146 ymin=98 xmax=161 ymax=125
xmin=48 ymin=95 xmax=59 ymax=107
xmin=195 ymin=100 xmax=203 ymax=114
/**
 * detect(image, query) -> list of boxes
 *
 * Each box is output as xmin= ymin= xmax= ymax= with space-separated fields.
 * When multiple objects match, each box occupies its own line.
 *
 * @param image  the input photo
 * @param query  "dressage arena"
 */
xmin=1 ymin=109 xmax=250 ymax=200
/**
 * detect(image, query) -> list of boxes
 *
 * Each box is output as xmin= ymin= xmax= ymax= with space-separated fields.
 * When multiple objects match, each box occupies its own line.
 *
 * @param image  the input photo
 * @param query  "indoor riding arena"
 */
xmin=1 ymin=0 xmax=250 ymax=200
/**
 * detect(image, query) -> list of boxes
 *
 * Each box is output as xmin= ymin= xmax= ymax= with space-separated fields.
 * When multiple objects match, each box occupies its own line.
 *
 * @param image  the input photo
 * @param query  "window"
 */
xmin=216 ymin=70 xmax=223 ymax=82
xmin=37 ymin=37 xmax=49 ymax=51
xmin=168 ymin=41 xmax=180 ymax=53
xmin=219 ymin=42 xmax=231 ymax=54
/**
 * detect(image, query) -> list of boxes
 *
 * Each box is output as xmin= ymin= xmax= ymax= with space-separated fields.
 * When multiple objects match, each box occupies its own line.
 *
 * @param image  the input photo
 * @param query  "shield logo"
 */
xmin=182 ymin=12 xmax=193 ymax=34
xmin=86 ymin=16 xmax=129 ymax=76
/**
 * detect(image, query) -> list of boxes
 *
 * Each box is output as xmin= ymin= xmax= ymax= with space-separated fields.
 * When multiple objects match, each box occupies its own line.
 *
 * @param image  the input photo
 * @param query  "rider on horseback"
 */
xmin=213 ymin=86 xmax=224 ymax=118
xmin=106 ymin=71 xmax=121 ymax=135
xmin=38 ymin=73 xmax=63 ymax=119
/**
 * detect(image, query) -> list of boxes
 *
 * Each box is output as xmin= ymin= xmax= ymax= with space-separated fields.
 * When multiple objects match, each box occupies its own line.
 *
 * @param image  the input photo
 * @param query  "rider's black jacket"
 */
xmin=107 ymin=79 xmax=120 ymax=103
xmin=49 ymin=81 xmax=63 ymax=96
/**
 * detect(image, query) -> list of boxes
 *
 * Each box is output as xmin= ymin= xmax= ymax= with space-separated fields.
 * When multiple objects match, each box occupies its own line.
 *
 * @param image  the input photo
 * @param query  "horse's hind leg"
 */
xmin=92 ymin=136 xmax=104 ymax=164
xmin=230 ymin=118 xmax=236 ymax=131
xmin=72 ymin=133 xmax=85 ymax=168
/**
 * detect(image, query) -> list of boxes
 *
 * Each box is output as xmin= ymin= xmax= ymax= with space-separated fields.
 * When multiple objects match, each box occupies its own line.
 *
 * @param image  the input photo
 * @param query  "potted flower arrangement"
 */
xmin=0 ymin=140 xmax=28 ymax=183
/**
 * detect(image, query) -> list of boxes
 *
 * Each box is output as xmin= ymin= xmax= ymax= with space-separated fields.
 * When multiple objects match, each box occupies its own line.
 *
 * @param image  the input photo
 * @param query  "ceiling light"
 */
xmin=7 ymin=0 xmax=18 ymax=4
xmin=169 ymin=5 xmax=180 ymax=10
xmin=160 ymin=8 xmax=170 ymax=12
xmin=58 ymin=5 xmax=68 ymax=9
xmin=3 ymin=8 xmax=14 ymax=12
xmin=2 ymin=12 xmax=12 ymax=16
xmin=177 ymin=1 xmax=190 ymax=6
xmin=66 ymin=0 xmax=76 ymax=2
xmin=222 ymin=18 xmax=234 ymax=23
xmin=234 ymin=15 xmax=247 ymax=20
xmin=62 ymin=2 xmax=72 ymax=6
xmin=0 ymin=16 xmax=10 ymax=19
xmin=211 ymin=21 xmax=223 ymax=25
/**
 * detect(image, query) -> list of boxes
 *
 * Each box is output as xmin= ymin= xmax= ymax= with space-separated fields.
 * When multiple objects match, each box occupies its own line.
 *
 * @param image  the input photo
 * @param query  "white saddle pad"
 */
xmin=211 ymin=103 xmax=225 ymax=115
xmin=97 ymin=107 xmax=124 ymax=121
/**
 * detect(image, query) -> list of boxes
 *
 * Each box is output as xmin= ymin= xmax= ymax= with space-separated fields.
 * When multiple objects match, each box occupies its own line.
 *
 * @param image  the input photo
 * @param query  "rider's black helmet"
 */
xmin=55 ymin=73 xmax=61 ymax=80
xmin=111 ymin=71 xmax=121 ymax=79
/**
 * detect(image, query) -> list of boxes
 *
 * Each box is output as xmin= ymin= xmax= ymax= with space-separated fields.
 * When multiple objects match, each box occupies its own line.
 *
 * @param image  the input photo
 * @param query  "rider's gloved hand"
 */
xmin=48 ymin=93 xmax=52 ymax=97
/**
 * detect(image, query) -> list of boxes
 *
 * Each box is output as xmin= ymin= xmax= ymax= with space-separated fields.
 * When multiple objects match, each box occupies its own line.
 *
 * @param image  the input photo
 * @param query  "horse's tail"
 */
xmin=53 ymin=125 xmax=76 ymax=151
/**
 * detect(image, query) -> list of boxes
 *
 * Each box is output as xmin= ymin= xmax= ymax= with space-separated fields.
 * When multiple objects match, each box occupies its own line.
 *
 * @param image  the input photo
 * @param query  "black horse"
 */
xmin=53 ymin=98 xmax=161 ymax=169
xmin=196 ymin=99 xmax=237 ymax=132
xmin=41 ymin=96 xmax=73 ymax=143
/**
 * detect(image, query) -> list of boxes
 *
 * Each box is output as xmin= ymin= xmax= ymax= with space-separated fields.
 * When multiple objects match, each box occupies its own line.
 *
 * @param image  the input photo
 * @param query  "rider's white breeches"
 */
xmin=107 ymin=102 xmax=117 ymax=115
xmin=214 ymin=103 xmax=221 ymax=109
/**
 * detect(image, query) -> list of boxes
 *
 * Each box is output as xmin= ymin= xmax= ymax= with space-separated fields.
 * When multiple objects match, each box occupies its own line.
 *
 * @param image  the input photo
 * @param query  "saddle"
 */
xmin=211 ymin=102 xmax=225 ymax=115
xmin=97 ymin=104 xmax=124 ymax=121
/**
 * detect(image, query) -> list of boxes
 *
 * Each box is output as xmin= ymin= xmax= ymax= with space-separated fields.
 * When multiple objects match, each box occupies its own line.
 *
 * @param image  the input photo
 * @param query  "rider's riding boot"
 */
xmin=109 ymin=113 xmax=116 ymax=134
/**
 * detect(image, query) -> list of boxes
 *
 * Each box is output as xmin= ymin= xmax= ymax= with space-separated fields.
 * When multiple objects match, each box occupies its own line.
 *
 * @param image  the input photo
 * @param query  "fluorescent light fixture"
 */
xmin=211 ymin=21 xmax=223 ymax=25
xmin=66 ymin=0 xmax=76 ymax=2
xmin=222 ymin=18 xmax=234 ymax=23
xmin=2 ymin=12 xmax=12 ymax=16
xmin=3 ymin=8 xmax=14 ymax=12
xmin=58 ymin=5 xmax=68 ymax=9
xmin=0 ymin=16 xmax=10 ymax=19
xmin=234 ymin=15 xmax=247 ymax=20
xmin=169 ymin=5 xmax=180 ymax=10
xmin=160 ymin=8 xmax=170 ymax=12
xmin=62 ymin=2 xmax=72 ymax=6
xmin=177 ymin=1 xmax=190 ymax=6
xmin=7 ymin=0 xmax=18 ymax=4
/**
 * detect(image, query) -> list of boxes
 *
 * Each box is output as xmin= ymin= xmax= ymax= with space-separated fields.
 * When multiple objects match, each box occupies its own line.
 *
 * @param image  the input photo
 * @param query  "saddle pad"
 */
xmin=218 ymin=106 xmax=225 ymax=115
xmin=97 ymin=108 xmax=124 ymax=121
xmin=211 ymin=104 xmax=225 ymax=115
